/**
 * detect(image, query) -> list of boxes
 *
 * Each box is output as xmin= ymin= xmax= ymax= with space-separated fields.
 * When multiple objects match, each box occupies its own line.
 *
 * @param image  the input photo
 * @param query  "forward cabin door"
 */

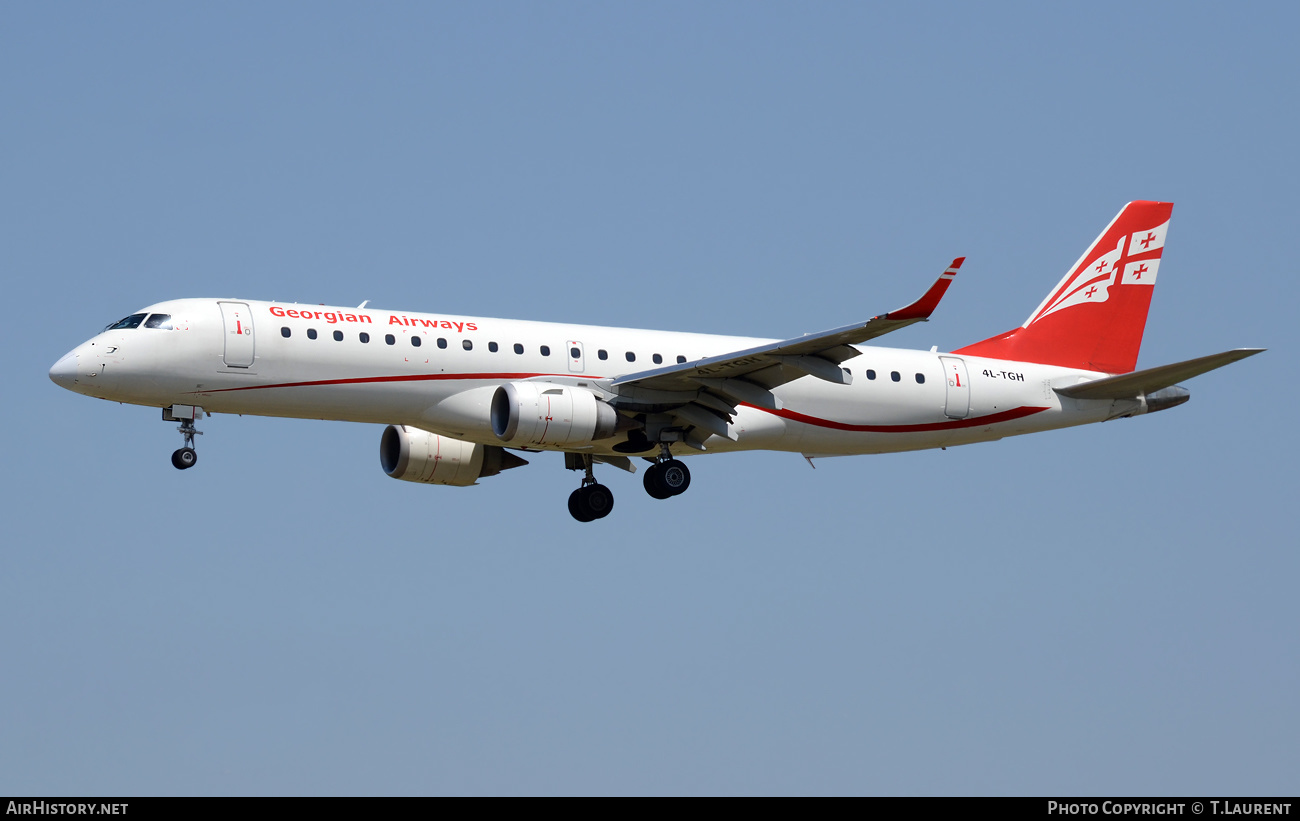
xmin=567 ymin=340 xmax=585 ymax=373
xmin=219 ymin=301 xmax=256 ymax=368
xmin=939 ymin=356 xmax=970 ymax=419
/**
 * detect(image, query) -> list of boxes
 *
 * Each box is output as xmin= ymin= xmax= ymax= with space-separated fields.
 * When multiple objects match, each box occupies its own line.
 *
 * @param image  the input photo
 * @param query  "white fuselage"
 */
xmin=51 ymin=298 xmax=1131 ymax=458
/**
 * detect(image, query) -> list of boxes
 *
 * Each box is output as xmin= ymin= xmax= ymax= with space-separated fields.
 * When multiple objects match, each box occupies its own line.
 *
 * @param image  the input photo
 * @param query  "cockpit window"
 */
xmin=144 ymin=314 xmax=173 ymax=329
xmin=105 ymin=313 xmax=147 ymax=331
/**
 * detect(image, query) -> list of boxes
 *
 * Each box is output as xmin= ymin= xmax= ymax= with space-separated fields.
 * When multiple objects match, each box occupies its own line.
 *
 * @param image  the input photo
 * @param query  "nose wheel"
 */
xmin=165 ymin=406 xmax=203 ymax=471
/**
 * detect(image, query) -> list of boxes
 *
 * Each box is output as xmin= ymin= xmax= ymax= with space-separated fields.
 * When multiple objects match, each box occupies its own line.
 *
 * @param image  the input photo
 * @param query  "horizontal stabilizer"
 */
xmin=1055 ymin=348 xmax=1264 ymax=400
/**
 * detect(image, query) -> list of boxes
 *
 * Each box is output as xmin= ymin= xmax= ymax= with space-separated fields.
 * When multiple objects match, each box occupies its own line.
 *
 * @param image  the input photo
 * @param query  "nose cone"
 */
xmin=49 ymin=351 xmax=79 ymax=390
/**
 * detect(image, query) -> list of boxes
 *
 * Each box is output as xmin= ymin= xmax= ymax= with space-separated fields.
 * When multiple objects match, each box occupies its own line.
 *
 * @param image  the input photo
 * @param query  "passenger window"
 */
xmin=489 ymin=342 xmax=498 ymax=353
xmin=307 ymin=328 xmax=318 ymax=340
xmin=463 ymin=339 xmax=473 ymax=351
xmin=866 ymin=369 xmax=876 ymax=380
xmin=412 ymin=336 xmax=422 ymax=347
xmin=437 ymin=338 xmax=448 ymax=349
xmin=626 ymin=352 xmax=636 ymax=362
xmin=333 ymin=330 xmax=344 ymax=342
xmin=915 ymin=373 xmax=925 ymax=384
xmin=598 ymin=349 xmax=608 ymax=360
xmin=652 ymin=354 xmax=663 ymax=364
xmin=514 ymin=343 xmax=524 ymax=354
xmin=891 ymin=371 xmax=901 ymax=382
xmin=281 ymin=327 xmax=291 ymax=338
xmin=677 ymin=355 xmax=686 ymax=364
xmin=105 ymin=313 xmax=147 ymax=331
xmin=570 ymin=347 xmax=581 ymax=359
xmin=385 ymin=334 xmax=396 ymax=345
xmin=541 ymin=345 xmax=551 ymax=356
xmin=144 ymin=314 xmax=172 ymax=329
xmin=359 ymin=332 xmax=370 ymax=343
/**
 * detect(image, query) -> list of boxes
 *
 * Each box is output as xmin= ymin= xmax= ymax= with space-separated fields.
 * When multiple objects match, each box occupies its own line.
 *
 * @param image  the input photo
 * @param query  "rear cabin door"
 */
xmin=939 ymin=356 xmax=970 ymax=419
xmin=219 ymin=301 xmax=256 ymax=368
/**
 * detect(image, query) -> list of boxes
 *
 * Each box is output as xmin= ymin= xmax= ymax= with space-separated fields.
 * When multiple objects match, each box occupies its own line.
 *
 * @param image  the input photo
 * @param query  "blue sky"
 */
xmin=3 ymin=2 xmax=1296 ymax=795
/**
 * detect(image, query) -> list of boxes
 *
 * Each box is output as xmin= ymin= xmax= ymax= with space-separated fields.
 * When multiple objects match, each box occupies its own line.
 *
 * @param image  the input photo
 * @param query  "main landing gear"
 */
xmin=164 ymin=405 xmax=203 ymax=471
xmin=643 ymin=445 xmax=691 ymax=500
xmin=568 ymin=454 xmax=614 ymax=522
xmin=564 ymin=446 xmax=692 ymax=522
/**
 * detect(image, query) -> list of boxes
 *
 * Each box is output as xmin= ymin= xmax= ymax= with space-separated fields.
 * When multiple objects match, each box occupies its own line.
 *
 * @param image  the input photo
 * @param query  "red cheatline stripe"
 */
xmin=192 ymin=372 xmax=1049 ymax=434
xmin=749 ymin=404 xmax=1049 ymax=433
xmin=189 ymin=372 xmax=568 ymax=393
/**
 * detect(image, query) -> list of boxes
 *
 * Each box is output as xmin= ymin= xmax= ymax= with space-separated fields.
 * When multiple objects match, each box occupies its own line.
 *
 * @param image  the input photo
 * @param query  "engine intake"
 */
xmin=380 ymin=425 xmax=527 ymax=486
xmin=491 ymin=382 xmax=620 ymax=447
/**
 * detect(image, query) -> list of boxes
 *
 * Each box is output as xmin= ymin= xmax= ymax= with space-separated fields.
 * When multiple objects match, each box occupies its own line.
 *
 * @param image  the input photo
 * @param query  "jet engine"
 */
xmin=380 ymin=425 xmax=528 ymax=486
xmin=490 ymin=382 xmax=621 ymax=447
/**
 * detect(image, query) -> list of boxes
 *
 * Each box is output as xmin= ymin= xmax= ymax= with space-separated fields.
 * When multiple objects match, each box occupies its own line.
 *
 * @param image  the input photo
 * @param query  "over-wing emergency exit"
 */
xmin=50 ymin=201 xmax=1263 ymax=521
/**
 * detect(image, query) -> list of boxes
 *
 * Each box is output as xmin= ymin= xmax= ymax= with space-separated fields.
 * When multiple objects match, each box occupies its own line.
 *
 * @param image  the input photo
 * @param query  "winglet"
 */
xmin=884 ymin=257 xmax=964 ymax=321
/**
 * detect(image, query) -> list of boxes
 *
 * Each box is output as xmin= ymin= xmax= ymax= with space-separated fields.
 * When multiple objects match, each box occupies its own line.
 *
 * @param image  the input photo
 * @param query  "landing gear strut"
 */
xmin=643 ymin=443 xmax=691 ymax=500
xmin=165 ymin=405 xmax=203 ymax=470
xmin=567 ymin=454 xmax=614 ymax=522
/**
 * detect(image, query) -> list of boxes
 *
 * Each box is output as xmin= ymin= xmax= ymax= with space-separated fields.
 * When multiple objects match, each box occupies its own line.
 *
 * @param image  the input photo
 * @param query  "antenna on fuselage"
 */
xmin=358 ymin=300 xmax=369 ymax=309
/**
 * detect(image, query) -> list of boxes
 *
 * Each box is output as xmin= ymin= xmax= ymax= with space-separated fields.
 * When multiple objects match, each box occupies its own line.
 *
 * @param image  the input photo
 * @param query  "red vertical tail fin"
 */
xmin=954 ymin=201 xmax=1174 ymax=374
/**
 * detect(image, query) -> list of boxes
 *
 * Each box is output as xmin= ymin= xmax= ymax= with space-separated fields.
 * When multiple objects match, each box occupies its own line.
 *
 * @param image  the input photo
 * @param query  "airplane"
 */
xmin=49 ymin=201 xmax=1262 ymax=522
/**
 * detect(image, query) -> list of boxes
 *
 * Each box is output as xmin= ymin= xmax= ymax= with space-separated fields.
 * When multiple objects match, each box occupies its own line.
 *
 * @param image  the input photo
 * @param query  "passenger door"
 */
xmin=939 ymin=356 xmax=970 ymax=419
xmin=218 ymin=301 xmax=255 ymax=368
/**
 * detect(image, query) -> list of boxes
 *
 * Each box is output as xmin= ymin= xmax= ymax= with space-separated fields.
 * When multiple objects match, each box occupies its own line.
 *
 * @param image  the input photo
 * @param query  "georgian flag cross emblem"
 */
xmin=1029 ymin=220 xmax=1169 ymax=324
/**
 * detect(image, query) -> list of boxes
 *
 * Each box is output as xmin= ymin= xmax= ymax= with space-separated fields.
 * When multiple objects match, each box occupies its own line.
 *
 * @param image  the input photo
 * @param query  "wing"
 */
xmin=604 ymin=259 xmax=964 ymax=448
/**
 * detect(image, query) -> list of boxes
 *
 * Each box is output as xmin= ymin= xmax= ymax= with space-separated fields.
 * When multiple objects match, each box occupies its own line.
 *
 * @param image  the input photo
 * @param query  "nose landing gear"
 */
xmin=164 ymin=405 xmax=203 ymax=471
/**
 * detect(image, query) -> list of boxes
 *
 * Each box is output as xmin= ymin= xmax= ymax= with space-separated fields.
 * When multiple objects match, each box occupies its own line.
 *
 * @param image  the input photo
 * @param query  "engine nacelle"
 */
xmin=380 ymin=425 xmax=527 ymax=486
xmin=491 ymin=382 xmax=620 ymax=447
